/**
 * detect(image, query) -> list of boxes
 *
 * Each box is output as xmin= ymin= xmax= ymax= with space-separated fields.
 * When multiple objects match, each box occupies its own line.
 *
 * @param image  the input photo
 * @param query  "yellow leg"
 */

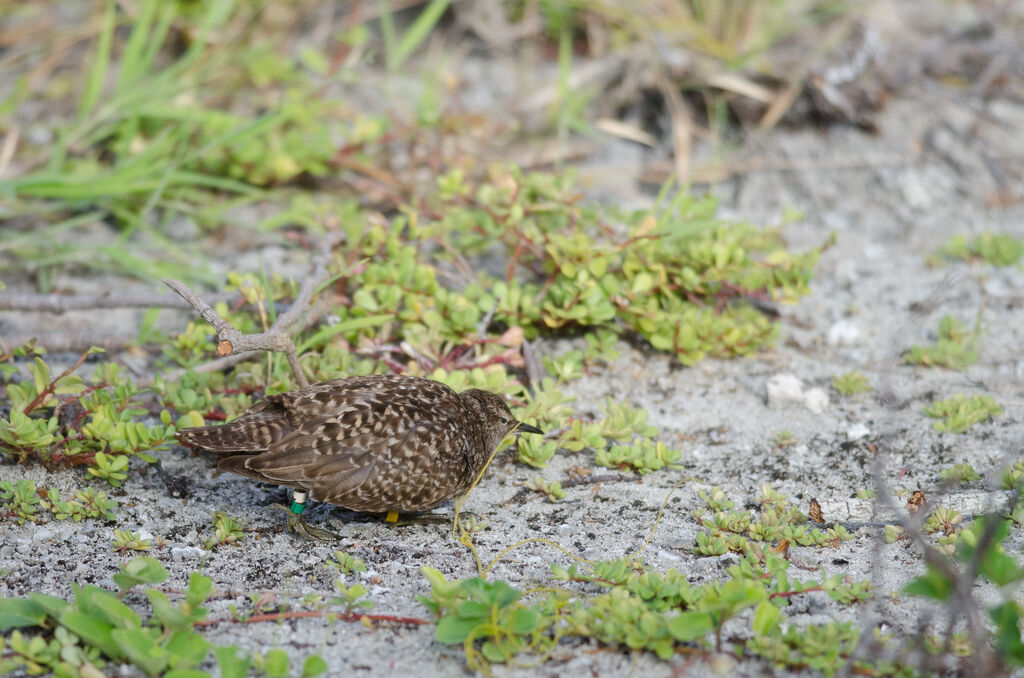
xmin=386 ymin=510 xmax=399 ymax=523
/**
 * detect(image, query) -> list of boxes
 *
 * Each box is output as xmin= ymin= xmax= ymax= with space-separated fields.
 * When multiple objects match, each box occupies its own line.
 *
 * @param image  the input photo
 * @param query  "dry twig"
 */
xmin=0 ymin=289 xmax=241 ymax=314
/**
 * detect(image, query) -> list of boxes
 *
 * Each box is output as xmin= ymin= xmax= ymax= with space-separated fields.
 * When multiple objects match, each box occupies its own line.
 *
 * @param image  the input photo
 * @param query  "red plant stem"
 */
xmin=23 ymin=348 xmax=93 ymax=414
xmin=195 ymin=610 xmax=429 ymax=627
xmin=769 ymin=586 xmax=824 ymax=599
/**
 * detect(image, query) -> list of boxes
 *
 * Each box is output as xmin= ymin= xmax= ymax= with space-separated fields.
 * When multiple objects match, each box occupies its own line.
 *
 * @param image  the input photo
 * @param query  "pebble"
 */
xmin=826 ymin=319 xmax=861 ymax=347
xmin=766 ymin=374 xmax=830 ymax=414
xmin=33 ymin=528 xmax=55 ymax=542
xmin=171 ymin=546 xmax=205 ymax=562
xmin=847 ymin=423 xmax=871 ymax=440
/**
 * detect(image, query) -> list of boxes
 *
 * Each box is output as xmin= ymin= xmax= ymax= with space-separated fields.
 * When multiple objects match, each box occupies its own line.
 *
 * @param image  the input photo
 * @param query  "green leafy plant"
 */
xmin=1001 ymin=460 xmax=1024 ymax=492
xmin=1 ymin=479 xmax=117 ymax=524
xmin=940 ymin=462 xmax=981 ymax=484
xmin=331 ymin=582 xmax=374 ymax=614
xmin=524 ymin=477 xmax=567 ymax=502
xmin=885 ymin=524 xmax=905 ymax=544
xmin=924 ymin=506 xmax=963 ymax=536
xmin=203 ymin=512 xmax=244 ymax=549
xmin=419 ymin=568 xmax=551 ymax=669
xmin=111 ymin=530 xmax=153 ymax=553
xmin=326 ymin=551 xmax=367 ymax=577
xmin=256 ymin=648 xmax=328 ymax=678
xmin=924 ymin=394 xmax=1003 ymax=433
xmin=0 ymin=348 xmax=176 ymax=485
xmin=0 ymin=556 xmax=328 ymax=677
xmin=832 ymin=371 xmax=871 ymax=395
xmin=0 ymin=479 xmax=41 ymax=524
xmin=421 ymin=544 xmax=879 ymax=676
xmin=596 ymin=439 xmax=682 ymax=474
xmin=905 ymin=315 xmax=979 ymax=370
xmin=42 ymin=487 xmax=118 ymax=522
xmin=771 ymin=429 xmax=796 ymax=448
xmin=938 ymin=232 xmax=1024 ymax=267
xmin=905 ymin=516 xmax=1024 ymax=670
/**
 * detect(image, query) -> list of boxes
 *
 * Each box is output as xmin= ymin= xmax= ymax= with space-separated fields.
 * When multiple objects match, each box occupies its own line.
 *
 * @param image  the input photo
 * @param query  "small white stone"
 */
xmin=171 ymin=546 xmax=204 ymax=562
xmin=767 ymin=374 xmax=829 ymax=413
xmin=803 ymin=388 xmax=830 ymax=414
xmin=826 ymin=319 xmax=861 ymax=347
xmin=847 ymin=423 xmax=871 ymax=440
xmin=766 ymin=374 xmax=805 ymax=405
xmin=33 ymin=528 xmax=55 ymax=542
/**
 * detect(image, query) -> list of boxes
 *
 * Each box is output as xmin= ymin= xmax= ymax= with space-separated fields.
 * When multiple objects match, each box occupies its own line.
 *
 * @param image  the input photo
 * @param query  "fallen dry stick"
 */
xmin=0 ymin=290 xmax=241 ymax=314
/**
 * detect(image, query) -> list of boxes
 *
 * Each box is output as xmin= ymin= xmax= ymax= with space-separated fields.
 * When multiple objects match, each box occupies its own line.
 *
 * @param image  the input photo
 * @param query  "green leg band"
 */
xmin=290 ymin=500 xmax=305 ymax=515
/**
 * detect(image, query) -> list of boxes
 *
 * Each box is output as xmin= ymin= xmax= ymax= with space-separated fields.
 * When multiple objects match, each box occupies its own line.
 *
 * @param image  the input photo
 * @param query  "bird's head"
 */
xmin=461 ymin=389 xmax=543 ymax=452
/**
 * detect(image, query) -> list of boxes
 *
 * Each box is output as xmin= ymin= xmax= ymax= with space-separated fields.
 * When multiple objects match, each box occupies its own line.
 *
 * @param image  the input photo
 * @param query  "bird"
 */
xmin=176 ymin=374 xmax=543 ymax=539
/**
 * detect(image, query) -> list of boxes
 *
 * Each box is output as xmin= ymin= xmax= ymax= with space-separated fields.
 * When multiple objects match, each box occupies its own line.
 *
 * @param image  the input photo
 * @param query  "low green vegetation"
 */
xmin=937 ymin=232 xmax=1024 ymax=267
xmin=905 ymin=517 xmax=1024 ymax=666
xmin=203 ymin=512 xmax=244 ymax=550
xmin=1002 ymin=460 xmax=1024 ymax=492
xmin=939 ymin=462 xmax=981 ymax=485
xmin=693 ymin=484 xmax=851 ymax=556
xmin=111 ymin=529 xmax=153 ymax=553
xmin=325 ymin=551 xmax=368 ymax=577
xmin=924 ymin=394 xmax=1003 ymax=434
xmin=832 ymin=371 xmax=872 ymax=395
xmin=423 ymin=482 xmax=1024 ymax=675
xmin=0 ymin=557 xmax=328 ymax=677
xmin=524 ymin=477 xmax=566 ymax=502
xmin=420 ymin=544 xmax=877 ymax=675
xmin=771 ymin=430 xmax=797 ymax=448
xmin=904 ymin=315 xmax=979 ymax=370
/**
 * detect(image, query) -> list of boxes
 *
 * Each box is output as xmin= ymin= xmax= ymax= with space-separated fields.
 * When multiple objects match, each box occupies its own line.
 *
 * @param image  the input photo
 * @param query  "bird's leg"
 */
xmin=269 ymin=490 xmax=338 ymax=541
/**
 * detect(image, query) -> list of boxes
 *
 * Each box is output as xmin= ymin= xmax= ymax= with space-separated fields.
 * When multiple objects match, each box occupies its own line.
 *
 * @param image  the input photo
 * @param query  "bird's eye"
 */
xmin=500 ymin=417 xmax=509 ymax=424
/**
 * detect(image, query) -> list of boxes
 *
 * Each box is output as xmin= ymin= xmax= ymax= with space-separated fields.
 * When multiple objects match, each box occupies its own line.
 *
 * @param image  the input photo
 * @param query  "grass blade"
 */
xmin=390 ymin=0 xmax=450 ymax=70
xmin=78 ymin=0 xmax=117 ymax=120
xmin=117 ymin=0 xmax=159 ymax=91
xmin=297 ymin=315 xmax=393 ymax=354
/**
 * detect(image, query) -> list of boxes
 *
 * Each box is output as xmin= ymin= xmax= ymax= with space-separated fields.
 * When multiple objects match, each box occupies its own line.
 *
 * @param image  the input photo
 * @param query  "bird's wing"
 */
xmin=234 ymin=407 xmax=468 ymax=512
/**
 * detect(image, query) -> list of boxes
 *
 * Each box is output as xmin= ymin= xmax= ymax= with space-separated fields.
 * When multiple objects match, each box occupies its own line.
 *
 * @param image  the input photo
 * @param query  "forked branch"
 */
xmin=162 ymin=233 xmax=343 ymax=388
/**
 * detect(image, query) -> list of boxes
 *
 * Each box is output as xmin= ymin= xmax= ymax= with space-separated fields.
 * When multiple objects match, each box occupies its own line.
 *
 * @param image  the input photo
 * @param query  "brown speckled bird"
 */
xmin=176 ymin=375 xmax=542 ymax=539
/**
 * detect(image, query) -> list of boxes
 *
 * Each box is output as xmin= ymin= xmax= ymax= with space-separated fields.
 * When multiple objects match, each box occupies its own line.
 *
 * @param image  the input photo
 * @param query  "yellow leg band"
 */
xmin=386 ymin=510 xmax=399 ymax=523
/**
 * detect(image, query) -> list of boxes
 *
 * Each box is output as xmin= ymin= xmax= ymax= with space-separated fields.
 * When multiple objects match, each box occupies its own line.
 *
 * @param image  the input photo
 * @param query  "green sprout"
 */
xmin=524 ymin=477 xmax=567 ymax=502
xmin=203 ymin=512 xmax=244 ymax=549
xmin=111 ymin=530 xmax=153 ymax=553
xmin=905 ymin=315 xmax=979 ymax=370
xmin=832 ymin=371 xmax=872 ymax=395
xmin=924 ymin=395 xmax=1003 ymax=433
xmin=939 ymin=462 xmax=981 ymax=485
xmin=326 ymin=551 xmax=367 ymax=577
xmin=938 ymin=232 xmax=1024 ymax=267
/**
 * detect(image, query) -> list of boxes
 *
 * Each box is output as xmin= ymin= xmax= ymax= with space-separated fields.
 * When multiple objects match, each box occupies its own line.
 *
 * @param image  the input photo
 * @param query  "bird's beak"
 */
xmin=514 ymin=421 xmax=543 ymax=435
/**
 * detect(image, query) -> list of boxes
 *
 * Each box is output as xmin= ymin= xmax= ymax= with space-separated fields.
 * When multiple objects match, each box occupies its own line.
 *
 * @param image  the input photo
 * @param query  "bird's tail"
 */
xmin=176 ymin=420 xmax=276 ymax=452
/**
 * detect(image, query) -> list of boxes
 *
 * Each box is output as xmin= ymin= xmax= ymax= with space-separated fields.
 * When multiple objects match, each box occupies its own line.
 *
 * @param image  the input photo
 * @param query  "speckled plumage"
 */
xmin=176 ymin=375 xmax=540 ymax=514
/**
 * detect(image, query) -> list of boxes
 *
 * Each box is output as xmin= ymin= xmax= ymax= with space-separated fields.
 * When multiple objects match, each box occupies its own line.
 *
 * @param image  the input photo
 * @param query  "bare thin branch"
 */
xmin=0 ymin=290 xmax=241 ymax=314
xmin=0 ymin=330 xmax=143 ymax=353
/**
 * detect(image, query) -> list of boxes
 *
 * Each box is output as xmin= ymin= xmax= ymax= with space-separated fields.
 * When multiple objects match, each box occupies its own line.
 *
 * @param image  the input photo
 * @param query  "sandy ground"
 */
xmin=2 ymin=3 xmax=1024 ymax=676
